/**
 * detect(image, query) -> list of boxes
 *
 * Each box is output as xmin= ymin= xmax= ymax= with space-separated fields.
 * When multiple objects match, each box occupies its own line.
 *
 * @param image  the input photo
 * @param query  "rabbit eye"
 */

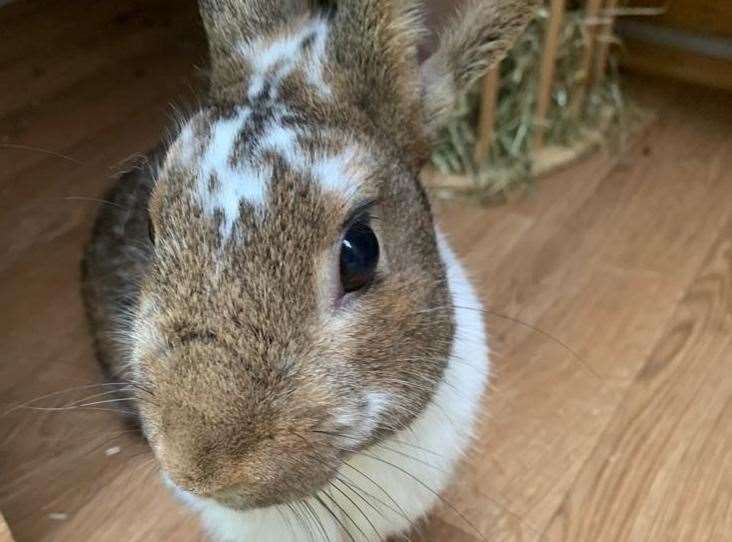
xmin=340 ymin=220 xmax=379 ymax=293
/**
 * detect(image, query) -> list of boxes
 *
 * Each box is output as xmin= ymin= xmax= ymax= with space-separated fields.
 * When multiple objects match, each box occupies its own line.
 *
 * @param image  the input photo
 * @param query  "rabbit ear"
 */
xmin=421 ymin=0 xmax=537 ymax=138
xmin=198 ymin=0 xmax=311 ymax=91
xmin=197 ymin=0 xmax=535 ymax=162
xmin=327 ymin=0 xmax=428 ymax=162
xmin=327 ymin=0 xmax=535 ymax=164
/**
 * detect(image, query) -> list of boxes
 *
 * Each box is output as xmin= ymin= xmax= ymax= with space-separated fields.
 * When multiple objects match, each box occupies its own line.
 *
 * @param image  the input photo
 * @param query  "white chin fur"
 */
xmin=170 ymin=228 xmax=489 ymax=542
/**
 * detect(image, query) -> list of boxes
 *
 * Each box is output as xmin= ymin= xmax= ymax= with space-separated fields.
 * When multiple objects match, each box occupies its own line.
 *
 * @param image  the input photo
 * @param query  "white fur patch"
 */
xmin=195 ymin=108 xmax=271 ymax=239
xmin=255 ymin=122 xmax=300 ymax=166
xmin=128 ymin=296 xmax=166 ymax=380
xmin=302 ymin=18 xmax=332 ymax=97
xmin=192 ymin=113 xmax=365 ymax=241
xmin=331 ymin=390 xmax=392 ymax=450
xmin=168 ymin=17 xmax=368 ymax=241
xmin=311 ymin=147 xmax=360 ymax=196
xmin=201 ymin=110 xmax=250 ymax=179
xmin=182 ymin=16 xmax=361 ymax=241
xmin=170 ymin=228 xmax=490 ymax=541
xmin=240 ymin=17 xmax=331 ymax=100
xmin=174 ymin=123 xmax=197 ymax=167
xmin=357 ymin=391 xmax=390 ymax=439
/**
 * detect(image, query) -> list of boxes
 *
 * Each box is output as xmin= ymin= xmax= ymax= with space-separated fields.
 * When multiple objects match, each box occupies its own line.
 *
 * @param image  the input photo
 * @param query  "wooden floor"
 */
xmin=2 ymin=1 xmax=732 ymax=541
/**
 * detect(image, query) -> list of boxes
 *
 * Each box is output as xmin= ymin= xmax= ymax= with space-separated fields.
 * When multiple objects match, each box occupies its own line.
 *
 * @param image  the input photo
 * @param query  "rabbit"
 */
xmin=81 ymin=1 xmax=536 ymax=540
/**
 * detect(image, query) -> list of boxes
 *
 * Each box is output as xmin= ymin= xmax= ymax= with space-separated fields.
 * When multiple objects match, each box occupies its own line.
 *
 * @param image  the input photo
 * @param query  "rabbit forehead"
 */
xmin=164 ymin=110 xmax=370 ymax=242
xmin=155 ymin=14 xmax=389 ymax=241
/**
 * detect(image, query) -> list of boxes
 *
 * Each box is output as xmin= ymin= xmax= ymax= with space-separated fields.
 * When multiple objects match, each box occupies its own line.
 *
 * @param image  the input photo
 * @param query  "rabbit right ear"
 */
xmin=421 ymin=0 xmax=537 ymax=139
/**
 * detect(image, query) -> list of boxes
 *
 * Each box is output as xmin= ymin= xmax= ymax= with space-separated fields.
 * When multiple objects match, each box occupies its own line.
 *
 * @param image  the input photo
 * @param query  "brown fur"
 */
xmin=422 ymin=0 xmax=539 ymax=134
xmin=82 ymin=0 xmax=535 ymax=511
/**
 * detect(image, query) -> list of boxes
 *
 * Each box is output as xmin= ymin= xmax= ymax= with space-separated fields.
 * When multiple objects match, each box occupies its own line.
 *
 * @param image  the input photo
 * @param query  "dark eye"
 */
xmin=340 ymin=220 xmax=379 ymax=293
xmin=148 ymin=216 xmax=156 ymax=244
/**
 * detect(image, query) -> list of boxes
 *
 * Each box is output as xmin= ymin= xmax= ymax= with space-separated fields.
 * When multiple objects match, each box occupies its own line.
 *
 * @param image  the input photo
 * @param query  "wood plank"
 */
xmin=626 ymin=0 xmax=732 ymax=39
xmin=0 ymin=0 xmax=203 ymax=117
xmin=592 ymin=0 xmax=619 ymax=86
xmin=542 ymin=210 xmax=732 ymax=540
xmin=621 ymin=38 xmax=732 ymax=93
xmin=0 ymin=4 xmax=205 ymax=182
xmin=569 ymin=0 xmax=603 ymax=114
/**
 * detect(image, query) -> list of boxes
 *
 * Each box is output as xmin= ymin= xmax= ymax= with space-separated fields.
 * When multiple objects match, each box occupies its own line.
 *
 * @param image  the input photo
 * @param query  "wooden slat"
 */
xmin=592 ymin=0 xmax=619 ymax=86
xmin=569 ymin=0 xmax=604 ymax=114
xmin=532 ymin=0 xmax=566 ymax=150
xmin=472 ymin=65 xmax=500 ymax=164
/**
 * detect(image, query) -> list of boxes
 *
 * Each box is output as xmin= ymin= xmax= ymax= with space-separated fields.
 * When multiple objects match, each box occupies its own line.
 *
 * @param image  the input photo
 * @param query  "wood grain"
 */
xmin=626 ymin=0 xmax=732 ymax=39
xmin=544 ymin=211 xmax=732 ymax=541
xmin=619 ymin=0 xmax=732 ymax=91
xmin=568 ymin=0 xmax=603 ymax=114
xmin=473 ymin=66 xmax=500 ymax=163
xmin=592 ymin=0 xmax=618 ymax=86
xmin=1 ymin=1 xmax=732 ymax=541
xmin=621 ymin=38 xmax=732 ymax=93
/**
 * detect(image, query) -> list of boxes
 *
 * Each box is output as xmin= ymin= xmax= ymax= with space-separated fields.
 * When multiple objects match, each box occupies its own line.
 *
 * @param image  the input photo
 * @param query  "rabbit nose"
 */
xmin=164 ymin=464 xmax=240 ymax=500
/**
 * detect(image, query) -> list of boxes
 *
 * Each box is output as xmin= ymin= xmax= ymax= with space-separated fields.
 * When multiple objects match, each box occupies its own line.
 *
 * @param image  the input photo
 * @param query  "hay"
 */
xmin=430 ymin=6 xmax=635 ymax=201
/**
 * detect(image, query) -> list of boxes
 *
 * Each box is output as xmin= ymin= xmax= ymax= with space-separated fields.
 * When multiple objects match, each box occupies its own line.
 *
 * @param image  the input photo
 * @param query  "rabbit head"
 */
xmin=131 ymin=0 xmax=535 ymax=510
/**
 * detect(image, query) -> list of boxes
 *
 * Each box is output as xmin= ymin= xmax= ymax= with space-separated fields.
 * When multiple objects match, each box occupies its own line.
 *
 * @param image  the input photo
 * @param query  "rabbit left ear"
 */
xmin=420 ymin=0 xmax=538 ymax=139
xmin=326 ymin=0 xmax=427 ymax=161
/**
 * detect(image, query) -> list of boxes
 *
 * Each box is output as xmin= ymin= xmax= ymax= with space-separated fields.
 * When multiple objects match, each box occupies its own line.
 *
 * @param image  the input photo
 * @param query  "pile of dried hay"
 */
xmin=430 ymin=6 xmax=635 ymax=201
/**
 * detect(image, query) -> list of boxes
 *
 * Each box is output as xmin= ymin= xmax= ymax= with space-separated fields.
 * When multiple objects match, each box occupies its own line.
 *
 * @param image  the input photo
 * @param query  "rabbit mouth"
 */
xmin=164 ymin=468 xmax=341 ymax=513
